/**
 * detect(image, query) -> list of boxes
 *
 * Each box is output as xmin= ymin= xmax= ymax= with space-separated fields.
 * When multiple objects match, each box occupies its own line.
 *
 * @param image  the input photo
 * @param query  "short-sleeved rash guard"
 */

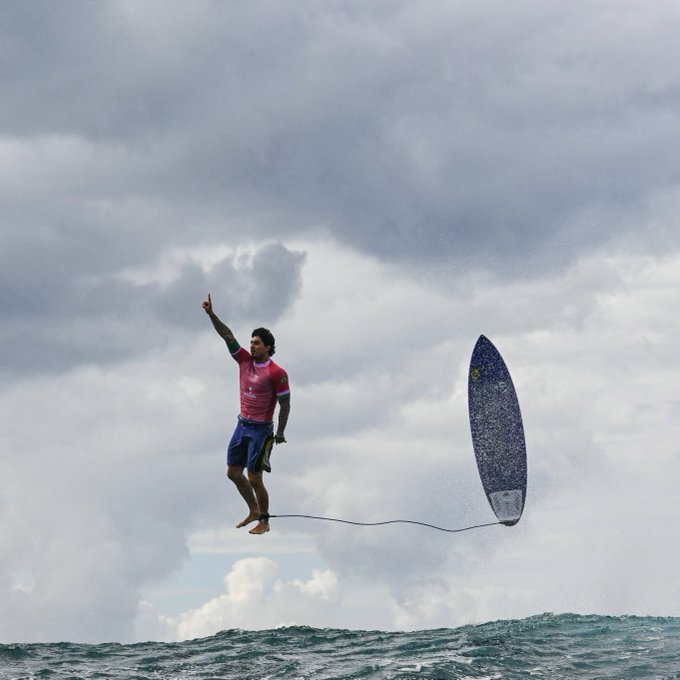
xmin=232 ymin=346 xmax=290 ymax=423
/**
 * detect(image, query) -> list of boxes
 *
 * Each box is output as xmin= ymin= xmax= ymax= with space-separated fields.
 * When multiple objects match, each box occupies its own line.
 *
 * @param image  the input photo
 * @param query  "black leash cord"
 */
xmin=264 ymin=513 xmax=501 ymax=534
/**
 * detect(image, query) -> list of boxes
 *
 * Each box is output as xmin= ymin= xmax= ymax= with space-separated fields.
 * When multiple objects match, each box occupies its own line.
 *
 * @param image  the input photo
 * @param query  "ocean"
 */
xmin=1 ymin=614 xmax=679 ymax=679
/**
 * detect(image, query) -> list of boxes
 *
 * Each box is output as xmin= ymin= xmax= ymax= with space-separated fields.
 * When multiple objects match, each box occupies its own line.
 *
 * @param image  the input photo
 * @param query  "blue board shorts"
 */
xmin=227 ymin=417 xmax=275 ymax=473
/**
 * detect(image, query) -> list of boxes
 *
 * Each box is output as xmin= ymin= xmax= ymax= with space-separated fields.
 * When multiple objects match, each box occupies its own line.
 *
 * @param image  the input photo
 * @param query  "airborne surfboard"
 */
xmin=468 ymin=335 xmax=527 ymax=526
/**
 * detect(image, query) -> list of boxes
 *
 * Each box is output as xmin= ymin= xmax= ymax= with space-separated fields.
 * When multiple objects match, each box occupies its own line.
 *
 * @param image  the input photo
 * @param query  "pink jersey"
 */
xmin=232 ymin=347 xmax=290 ymax=423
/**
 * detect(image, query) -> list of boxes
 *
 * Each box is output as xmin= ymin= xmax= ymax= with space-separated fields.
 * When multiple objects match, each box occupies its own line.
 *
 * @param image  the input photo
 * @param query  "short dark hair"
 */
xmin=252 ymin=327 xmax=276 ymax=356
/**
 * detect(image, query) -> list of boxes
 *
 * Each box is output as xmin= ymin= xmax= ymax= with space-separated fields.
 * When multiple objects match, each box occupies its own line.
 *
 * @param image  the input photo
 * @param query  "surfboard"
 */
xmin=468 ymin=335 xmax=527 ymax=526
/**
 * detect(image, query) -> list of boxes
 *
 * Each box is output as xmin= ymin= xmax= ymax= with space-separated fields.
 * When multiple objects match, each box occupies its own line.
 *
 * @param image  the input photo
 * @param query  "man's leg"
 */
xmin=227 ymin=465 xmax=260 ymax=528
xmin=247 ymin=470 xmax=270 ymax=535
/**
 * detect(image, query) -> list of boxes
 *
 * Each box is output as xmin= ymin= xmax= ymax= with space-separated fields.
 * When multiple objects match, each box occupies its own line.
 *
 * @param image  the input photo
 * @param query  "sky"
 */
xmin=2 ymin=0 xmax=680 ymax=644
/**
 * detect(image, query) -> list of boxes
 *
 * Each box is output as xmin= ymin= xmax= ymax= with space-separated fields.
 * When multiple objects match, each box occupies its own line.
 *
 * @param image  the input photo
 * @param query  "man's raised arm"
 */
xmin=202 ymin=294 xmax=240 ymax=352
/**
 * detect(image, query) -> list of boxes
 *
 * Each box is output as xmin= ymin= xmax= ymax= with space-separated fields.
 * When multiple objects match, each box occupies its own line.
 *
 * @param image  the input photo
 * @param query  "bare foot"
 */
xmin=236 ymin=511 xmax=260 ymax=528
xmin=249 ymin=521 xmax=270 ymax=535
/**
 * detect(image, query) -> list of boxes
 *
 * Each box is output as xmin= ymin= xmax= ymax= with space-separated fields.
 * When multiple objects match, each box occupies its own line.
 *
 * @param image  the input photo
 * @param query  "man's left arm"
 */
xmin=275 ymin=394 xmax=290 ymax=444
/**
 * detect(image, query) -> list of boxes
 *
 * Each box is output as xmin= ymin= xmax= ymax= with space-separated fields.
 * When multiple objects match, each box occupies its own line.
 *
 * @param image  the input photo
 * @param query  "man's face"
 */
xmin=250 ymin=336 xmax=270 ymax=362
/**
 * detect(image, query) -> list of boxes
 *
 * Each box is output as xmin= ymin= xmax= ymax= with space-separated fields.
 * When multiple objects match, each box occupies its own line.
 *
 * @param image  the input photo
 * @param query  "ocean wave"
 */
xmin=2 ymin=614 xmax=679 ymax=679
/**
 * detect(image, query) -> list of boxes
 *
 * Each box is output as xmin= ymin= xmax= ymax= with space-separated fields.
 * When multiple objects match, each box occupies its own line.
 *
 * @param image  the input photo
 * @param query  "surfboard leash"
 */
xmin=261 ymin=514 xmax=502 ymax=534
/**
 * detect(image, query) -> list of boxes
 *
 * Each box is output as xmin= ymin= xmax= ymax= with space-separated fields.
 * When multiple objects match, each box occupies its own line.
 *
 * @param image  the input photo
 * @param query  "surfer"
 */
xmin=202 ymin=294 xmax=291 ymax=535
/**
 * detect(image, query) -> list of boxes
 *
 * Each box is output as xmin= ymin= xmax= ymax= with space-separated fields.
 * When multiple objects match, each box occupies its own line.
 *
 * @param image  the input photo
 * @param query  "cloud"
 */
xmin=0 ymin=354 xmax=219 ymax=642
xmin=156 ymin=557 xmax=339 ymax=640
xmin=4 ymin=2 xmax=680 ymax=284
xmin=271 ymin=244 xmax=680 ymax=622
xmin=1 ymin=242 xmax=305 ymax=377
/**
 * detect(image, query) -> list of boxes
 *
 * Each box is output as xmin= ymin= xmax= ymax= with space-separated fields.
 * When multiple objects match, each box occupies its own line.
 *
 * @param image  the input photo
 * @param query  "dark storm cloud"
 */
xmin=0 ymin=243 xmax=305 ymax=376
xmin=4 ymin=1 xmax=679 ymax=285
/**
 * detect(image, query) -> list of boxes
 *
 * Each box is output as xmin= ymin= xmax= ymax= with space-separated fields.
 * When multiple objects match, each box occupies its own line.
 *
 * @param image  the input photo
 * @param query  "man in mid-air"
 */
xmin=202 ymin=294 xmax=290 ymax=535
